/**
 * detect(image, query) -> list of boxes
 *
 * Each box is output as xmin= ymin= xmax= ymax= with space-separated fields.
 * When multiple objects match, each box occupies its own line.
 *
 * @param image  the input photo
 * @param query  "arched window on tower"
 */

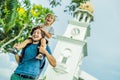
xmin=61 ymin=48 xmax=71 ymax=64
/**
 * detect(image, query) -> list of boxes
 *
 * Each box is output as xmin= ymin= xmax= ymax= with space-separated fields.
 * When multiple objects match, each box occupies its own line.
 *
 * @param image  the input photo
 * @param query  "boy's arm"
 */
xmin=40 ymin=28 xmax=52 ymax=38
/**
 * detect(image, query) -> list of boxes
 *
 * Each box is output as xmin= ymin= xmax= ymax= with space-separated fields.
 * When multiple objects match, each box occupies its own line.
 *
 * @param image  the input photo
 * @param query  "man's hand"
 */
xmin=38 ymin=46 xmax=47 ymax=55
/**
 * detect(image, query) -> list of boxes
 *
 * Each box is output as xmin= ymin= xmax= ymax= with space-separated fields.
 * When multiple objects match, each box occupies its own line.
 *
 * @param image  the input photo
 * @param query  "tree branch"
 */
xmin=0 ymin=36 xmax=8 ymax=43
xmin=0 ymin=24 xmax=27 ymax=49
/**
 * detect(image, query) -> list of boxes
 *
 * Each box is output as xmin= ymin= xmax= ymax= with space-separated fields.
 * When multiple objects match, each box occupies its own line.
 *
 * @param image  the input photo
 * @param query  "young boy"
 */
xmin=11 ymin=13 xmax=55 ymax=59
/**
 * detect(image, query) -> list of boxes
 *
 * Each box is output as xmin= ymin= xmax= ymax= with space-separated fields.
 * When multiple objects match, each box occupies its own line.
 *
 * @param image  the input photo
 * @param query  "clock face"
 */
xmin=71 ymin=28 xmax=80 ymax=36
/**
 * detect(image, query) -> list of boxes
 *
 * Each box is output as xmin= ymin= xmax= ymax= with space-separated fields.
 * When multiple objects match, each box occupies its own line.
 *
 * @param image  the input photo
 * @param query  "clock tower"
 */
xmin=43 ymin=1 xmax=96 ymax=80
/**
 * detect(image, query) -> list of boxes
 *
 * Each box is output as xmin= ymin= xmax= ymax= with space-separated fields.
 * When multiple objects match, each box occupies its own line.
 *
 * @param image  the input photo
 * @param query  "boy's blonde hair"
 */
xmin=45 ymin=13 xmax=56 ymax=23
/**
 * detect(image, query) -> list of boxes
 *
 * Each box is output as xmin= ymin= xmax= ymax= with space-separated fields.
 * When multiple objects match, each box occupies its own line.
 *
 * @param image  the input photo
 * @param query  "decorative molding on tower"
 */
xmin=56 ymin=35 xmax=86 ymax=45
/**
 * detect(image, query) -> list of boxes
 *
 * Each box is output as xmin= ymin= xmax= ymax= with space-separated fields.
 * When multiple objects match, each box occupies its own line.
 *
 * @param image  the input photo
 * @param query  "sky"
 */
xmin=81 ymin=0 xmax=120 ymax=80
xmin=0 ymin=0 xmax=120 ymax=80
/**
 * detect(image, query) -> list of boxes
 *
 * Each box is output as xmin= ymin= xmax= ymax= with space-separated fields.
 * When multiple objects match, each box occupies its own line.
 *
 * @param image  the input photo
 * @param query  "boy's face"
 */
xmin=45 ymin=15 xmax=55 ymax=25
xmin=32 ymin=29 xmax=42 ymax=41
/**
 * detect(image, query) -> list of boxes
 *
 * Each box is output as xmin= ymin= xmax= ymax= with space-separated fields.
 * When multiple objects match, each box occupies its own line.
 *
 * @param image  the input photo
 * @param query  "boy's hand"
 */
xmin=40 ymin=28 xmax=46 ymax=32
xmin=39 ymin=25 xmax=46 ymax=32
xmin=39 ymin=25 xmax=44 ymax=28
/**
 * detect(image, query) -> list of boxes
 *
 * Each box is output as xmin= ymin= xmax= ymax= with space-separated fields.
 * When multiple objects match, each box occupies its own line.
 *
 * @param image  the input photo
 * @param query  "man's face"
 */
xmin=45 ymin=15 xmax=54 ymax=25
xmin=32 ymin=29 xmax=42 ymax=41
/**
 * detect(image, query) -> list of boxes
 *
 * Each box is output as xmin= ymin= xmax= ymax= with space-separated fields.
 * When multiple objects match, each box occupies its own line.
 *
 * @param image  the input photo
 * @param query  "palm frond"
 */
xmin=3 ymin=0 xmax=18 ymax=33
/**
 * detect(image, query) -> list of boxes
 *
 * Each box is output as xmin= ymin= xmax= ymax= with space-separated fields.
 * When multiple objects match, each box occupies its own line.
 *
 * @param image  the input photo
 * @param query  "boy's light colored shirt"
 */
xmin=44 ymin=26 xmax=54 ymax=35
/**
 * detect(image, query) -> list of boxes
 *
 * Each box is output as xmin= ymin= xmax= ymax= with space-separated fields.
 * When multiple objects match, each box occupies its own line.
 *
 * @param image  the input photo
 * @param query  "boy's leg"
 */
xmin=17 ymin=38 xmax=32 ymax=50
xmin=14 ymin=38 xmax=32 ymax=50
xmin=36 ymin=45 xmax=52 ymax=59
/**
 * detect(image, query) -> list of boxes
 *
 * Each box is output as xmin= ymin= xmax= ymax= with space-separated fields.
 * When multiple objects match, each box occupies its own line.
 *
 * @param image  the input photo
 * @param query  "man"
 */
xmin=10 ymin=27 xmax=56 ymax=80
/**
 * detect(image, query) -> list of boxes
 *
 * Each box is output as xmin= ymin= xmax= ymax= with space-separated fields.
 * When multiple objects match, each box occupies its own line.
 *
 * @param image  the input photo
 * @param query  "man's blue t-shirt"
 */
xmin=14 ymin=44 xmax=48 ymax=78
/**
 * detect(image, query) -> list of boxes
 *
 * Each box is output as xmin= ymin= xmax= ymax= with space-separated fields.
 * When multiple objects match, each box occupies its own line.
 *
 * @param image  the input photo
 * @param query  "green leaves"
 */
xmin=31 ymin=4 xmax=53 ymax=25
xmin=2 ymin=0 xmax=18 ymax=33
xmin=49 ymin=0 xmax=89 ymax=14
xmin=6 ymin=0 xmax=18 ymax=10
xmin=65 ymin=0 xmax=87 ymax=13
xmin=50 ymin=0 xmax=61 ymax=7
xmin=0 ymin=0 xmax=53 ymax=52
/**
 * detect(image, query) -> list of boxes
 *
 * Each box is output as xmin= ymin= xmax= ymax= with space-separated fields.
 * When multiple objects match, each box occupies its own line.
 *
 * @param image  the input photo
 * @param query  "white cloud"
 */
xmin=0 ymin=52 xmax=17 ymax=80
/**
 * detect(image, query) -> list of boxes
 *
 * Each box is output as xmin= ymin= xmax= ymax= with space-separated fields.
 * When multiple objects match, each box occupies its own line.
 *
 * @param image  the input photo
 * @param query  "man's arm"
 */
xmin=14 ymin=54 xmax=22 ymax=64
xmin=13 ymin=44 xmax=23 ymax=63
xmin=45 ymin=51 xmax=56 ymax=67
xmin=39 ymin=46 xmax=56 ymax=67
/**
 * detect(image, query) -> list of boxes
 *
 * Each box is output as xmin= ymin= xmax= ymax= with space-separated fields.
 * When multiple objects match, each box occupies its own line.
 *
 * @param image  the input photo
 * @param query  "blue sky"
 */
xmin=0 ymin=0 xmax=120 ymax=80
xmin=81 ymin=0 xmax=120 ymax=80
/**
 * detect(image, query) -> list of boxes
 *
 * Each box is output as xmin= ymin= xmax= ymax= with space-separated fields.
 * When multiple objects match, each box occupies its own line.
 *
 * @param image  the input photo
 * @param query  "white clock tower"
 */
xmin=44 ymin=2 xmax=96 ymax=80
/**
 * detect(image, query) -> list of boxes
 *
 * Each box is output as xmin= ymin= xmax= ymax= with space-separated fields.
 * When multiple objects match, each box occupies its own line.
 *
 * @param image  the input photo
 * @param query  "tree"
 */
xmin=0 ymin=0 xmax=53 ymax=52
xmin=0 ymin=0 xmax=88 ymax=52
xmin=49 ymin=0 xmax=89 ymax=14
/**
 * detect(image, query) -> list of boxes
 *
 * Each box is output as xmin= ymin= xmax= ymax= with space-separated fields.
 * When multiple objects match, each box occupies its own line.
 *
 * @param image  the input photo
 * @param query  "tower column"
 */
xmin=81 ymin=13 xmax=87 ymax=22
xmin=86 ymin=16 xmax=91 ymax=23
